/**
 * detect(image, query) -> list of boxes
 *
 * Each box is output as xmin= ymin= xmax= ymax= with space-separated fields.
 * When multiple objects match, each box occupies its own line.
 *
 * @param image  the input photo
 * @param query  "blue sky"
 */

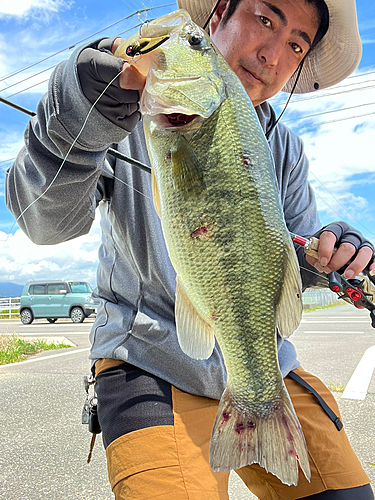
xmin=0 ymin=0 xmax=374 ymax=286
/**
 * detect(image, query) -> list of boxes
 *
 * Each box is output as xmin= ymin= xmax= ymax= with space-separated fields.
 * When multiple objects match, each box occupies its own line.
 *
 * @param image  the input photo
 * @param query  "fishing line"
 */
xmin=299 ymin=266 xmax=329 ymax=285
xmin=266 ymin=60 xmax=304 ymax=140
xmin=1 ymin=66 xmax=129 ymax=242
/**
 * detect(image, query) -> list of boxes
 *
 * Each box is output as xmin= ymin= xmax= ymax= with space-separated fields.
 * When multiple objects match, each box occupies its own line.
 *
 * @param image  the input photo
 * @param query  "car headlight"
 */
xmin=85 ymin=296 xmax=94 ymax=304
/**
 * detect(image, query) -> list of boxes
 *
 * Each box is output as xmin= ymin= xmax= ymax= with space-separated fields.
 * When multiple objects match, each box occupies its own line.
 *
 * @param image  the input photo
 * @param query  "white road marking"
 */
xmin=314 ymin=316 xmax=369 ymax=319
xmin=0 ymin=347 xmax=90 ymax=369
xmin=16 ymin=336 xmax=76 ymax=346
xmin=10 ymin=332 xmax=88 ymax=336
xmin=342 ymin=345 xmax=375 ymax=400
xmin=6 ymin=323 xmax=89 ymax=327
xmin=302 ymin=331 xmax=364 ymax=334
xmin=301 ymin=320 xmax=369 ymax=324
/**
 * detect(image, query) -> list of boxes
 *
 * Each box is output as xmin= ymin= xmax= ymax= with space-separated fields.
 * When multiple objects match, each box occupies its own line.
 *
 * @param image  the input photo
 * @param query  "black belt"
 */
xmin=288 ymin=370 xmax=343 ymax=432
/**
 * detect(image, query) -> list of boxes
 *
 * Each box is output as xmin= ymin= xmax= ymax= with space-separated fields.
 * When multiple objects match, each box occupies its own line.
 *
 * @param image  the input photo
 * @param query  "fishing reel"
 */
xmin=326 ymin=270 xmax=375 ymax=328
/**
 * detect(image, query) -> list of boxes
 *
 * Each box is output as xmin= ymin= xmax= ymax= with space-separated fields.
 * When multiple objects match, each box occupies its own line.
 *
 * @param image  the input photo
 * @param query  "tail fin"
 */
xmin=209 ymin=385 xmax=311 ymax=486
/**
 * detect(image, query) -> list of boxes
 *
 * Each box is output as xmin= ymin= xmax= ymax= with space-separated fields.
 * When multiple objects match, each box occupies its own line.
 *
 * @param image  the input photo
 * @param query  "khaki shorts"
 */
xmin=94 ymin=360 xmax=370 ymax=500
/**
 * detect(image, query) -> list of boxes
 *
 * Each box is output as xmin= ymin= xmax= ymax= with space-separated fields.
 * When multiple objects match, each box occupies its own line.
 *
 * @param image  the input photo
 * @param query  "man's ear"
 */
xmin=209 ymin=0 xmax=230 ymax=36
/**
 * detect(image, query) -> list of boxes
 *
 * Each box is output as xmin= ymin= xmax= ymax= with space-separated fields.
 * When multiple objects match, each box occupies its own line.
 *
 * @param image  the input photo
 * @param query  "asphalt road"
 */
xmin=0 ymin=305 xmax=374 ymax=499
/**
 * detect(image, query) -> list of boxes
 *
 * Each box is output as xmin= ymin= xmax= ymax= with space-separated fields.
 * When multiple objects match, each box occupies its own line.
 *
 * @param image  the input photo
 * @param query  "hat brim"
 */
xmin=177 ymin=0 xmax=362 ymax=94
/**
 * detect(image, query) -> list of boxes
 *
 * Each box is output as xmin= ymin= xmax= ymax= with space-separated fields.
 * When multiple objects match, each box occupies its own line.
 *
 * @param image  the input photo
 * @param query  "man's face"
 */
xmin=210 ymin=0 xmax=320 ymax=106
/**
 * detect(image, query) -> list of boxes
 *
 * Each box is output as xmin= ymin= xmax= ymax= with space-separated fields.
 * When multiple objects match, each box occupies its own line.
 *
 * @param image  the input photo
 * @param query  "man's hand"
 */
xmin=305 ymin=221 xmax=375 ymax=279
xmin=76 ymin=37 xmax=146 ymax=131
xmin=111 ymin=38 xmax=146 ymax=91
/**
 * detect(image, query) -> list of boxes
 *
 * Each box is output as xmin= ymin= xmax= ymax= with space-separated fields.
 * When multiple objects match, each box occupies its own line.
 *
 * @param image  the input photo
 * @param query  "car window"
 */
xmin=47 ymin=283 xmax=67 ymax=295
xmin=69 ymin=282 xmax=92 ymax=293
xmin=29 ymin=285 xmax=46 ymax=295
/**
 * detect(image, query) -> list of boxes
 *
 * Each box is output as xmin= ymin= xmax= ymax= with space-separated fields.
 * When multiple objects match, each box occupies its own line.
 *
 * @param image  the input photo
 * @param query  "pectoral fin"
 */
xmin=151 ymin=168 xmax=162 ymax=218
xmin=276 ymin=244 xmax=303 ymax=337
xmin=171 ymin=136 xmax=206 ymax=195
xmin=175 ymin=276 xmax=215 ymax=359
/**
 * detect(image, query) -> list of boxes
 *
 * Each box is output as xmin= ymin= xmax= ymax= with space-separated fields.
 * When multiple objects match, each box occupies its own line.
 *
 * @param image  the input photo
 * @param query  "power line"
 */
xmin=271 ymin=81 xmax=375 ymax=107
xmin=0 ymin=17 xmax=158 ymax=97
xmin=0 ymin=65 xmax=56 ymax=94
xmin=0 ymin=21 xmax=148 ymax=98
xmin=0 ymin=158 xmax=16 ymax=165
xmin=290 ymin=111 xmax=375 ymax=132
xmin=284 ymin=101 xmax=375 ymax=123
xmin=0 ymin=5 xmax=174 ymax=84
xmin=312 ymin=190 xmax=375 ymax=240
xmin=5 ymin=79 xmax=50 ymax=99
xmin=308 ymin=170 xmax=373 ymax=236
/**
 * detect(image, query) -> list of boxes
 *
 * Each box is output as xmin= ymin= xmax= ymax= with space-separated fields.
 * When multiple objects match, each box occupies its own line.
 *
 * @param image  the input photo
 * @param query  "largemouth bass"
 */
xmin=116 ymin=10 xmax=310 ymax=486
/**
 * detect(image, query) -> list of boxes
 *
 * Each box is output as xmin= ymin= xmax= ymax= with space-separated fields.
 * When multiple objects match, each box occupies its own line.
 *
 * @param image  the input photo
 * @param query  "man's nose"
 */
xmin=257 ymin=36 xmax=284 ymax=66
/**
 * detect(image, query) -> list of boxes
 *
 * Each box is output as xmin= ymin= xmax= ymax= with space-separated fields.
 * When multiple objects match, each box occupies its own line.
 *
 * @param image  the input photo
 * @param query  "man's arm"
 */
xmin=5 ymin=38 xmax=143 ymax=245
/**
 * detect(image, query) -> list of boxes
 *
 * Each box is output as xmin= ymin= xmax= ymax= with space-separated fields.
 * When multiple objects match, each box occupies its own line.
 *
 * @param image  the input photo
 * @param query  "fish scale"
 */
xmin=117 ymin=8 xmax=309 ymax=486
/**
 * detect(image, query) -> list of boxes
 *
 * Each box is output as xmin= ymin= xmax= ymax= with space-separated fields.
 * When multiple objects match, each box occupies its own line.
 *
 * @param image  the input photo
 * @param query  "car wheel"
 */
xmin=21 ymin=309 xmax=33 ymax=325
xmin=47 ymin=318 xmax=57 ymax=323
xmin=70 ymin=307 xmax=85 ymax=323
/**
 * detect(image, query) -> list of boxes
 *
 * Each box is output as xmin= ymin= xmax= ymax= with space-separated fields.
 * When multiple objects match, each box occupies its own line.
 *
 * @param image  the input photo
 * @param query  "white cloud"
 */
xmin=0 ymin=0 xmax=70 ymax=18
xmin=0 ymin=215 xmax=101 ymax=286
xmin=271 ymin=70 xmax=375 ymax=240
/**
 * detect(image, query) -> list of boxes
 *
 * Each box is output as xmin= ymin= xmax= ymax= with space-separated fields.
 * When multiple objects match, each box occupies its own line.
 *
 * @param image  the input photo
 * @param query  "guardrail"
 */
xmin=0 ymin=291 xmax=338 ymax=319
xmin=0 ymin=297 xmax=20 ymax=319
xmin=302 ymin=288 xmax=339 ymax=310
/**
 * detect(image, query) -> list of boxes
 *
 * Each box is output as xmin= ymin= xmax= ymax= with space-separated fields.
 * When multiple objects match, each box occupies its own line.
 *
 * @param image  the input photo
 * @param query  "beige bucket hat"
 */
xmin=177 ymin=0 xmax=362 ymax=94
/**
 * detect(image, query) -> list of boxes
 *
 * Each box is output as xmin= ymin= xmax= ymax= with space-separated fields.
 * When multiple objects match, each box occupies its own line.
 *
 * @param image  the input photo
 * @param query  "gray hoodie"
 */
xmin=6 ymin=43 xmax=323 ymax=400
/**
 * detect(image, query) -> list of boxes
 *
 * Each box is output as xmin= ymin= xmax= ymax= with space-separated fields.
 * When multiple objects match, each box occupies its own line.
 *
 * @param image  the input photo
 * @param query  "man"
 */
xmin=6 ymin=0 xmax=375 ymax=498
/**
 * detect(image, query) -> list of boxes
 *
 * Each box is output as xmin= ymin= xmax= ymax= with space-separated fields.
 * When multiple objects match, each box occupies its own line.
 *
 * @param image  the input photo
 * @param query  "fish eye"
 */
xmin=189 ymin=34 xmax=202 ymax=46
xmin=187 ymin=33 xmax=211 ymax=51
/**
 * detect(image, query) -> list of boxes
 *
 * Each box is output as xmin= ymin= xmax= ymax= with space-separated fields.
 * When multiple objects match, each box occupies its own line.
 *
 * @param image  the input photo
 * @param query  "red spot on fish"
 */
xmin=247 ymin=420 xmax=256 ymax=429
xmin=242 ymin=156 xmax=251 ymax=167
xmin=288 ymin=449 xmax=299 ymax=460
xmin=190 ymin=226 xmax=211 ymax=238
xmin=282 ymin=415 xmax=294 ymax=442
xmin=165 ymin=152 xmax=171 ymax=161
xmin=217 ymin=410 xmax=231 ymax=433
xmin=235 ymin=422 xmax=245 ymax=434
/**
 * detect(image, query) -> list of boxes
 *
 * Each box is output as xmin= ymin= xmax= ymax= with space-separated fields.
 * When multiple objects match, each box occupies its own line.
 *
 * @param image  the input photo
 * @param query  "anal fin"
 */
xmin=276 ymin=242 xmax=303 ymax=337
xmin=175 ymin=276 xmax=215 ymax=360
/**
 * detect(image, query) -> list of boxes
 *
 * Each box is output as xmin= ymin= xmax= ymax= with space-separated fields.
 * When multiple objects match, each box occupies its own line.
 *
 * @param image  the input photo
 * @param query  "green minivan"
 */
xmin=19 ymin=280 xmax=98 ymax=324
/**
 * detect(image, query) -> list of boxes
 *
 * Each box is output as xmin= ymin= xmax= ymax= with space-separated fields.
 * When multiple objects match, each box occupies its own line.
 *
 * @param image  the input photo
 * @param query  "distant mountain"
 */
xmin=0 ymin=283 xmax=24 ymax=297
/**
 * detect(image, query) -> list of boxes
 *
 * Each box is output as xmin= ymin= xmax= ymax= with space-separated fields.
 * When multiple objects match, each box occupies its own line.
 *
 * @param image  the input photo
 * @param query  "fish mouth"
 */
xmin=164 ymin=113 xmax=200 ymax=127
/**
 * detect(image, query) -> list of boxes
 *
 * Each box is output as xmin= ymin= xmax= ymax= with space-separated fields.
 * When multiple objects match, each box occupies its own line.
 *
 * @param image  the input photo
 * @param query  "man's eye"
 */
xmin=291 ymin=42 xmax=303 ymax=54
xmin=260 ymin=16 xmax=271 ymax=27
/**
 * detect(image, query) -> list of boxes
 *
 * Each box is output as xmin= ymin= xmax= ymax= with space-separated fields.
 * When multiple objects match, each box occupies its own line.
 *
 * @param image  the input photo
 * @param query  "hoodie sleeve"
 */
xmin=5 ymin=40 xmax=137 ymax=245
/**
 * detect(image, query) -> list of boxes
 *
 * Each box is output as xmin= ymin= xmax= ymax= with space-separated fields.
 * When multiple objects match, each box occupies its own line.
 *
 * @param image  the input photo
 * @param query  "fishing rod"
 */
xmin=0 ymin=96 xmax=152 ymax=174
xmin=3 ymin=96 xmax=375 ymax=327
xmin=291 ymin=232 xmax=375 ymax=327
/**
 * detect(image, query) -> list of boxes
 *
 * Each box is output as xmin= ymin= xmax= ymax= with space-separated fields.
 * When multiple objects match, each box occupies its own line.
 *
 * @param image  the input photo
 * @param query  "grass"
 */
xmin=0 ymin=310 xmax=20 ymax=319
xmin=0 ymin=334 xmax=72 ymax=365
xmin=327 ymin=382 xmax=346 ymax=392
xmin=303 ymin=301 xmax=346 ymax=313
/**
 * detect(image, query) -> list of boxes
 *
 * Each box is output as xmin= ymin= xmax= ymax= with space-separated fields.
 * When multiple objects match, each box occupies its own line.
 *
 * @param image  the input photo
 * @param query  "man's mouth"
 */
xmin=242 ymin=67 xmax=265 ymax=85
